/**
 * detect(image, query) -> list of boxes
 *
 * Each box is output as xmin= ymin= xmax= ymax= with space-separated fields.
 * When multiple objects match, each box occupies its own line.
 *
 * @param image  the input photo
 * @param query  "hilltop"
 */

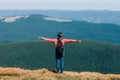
xmin=0 ymin=40 xmax=120 ymax=74
xmin=0 ymin=67 xmax=120 ymax=80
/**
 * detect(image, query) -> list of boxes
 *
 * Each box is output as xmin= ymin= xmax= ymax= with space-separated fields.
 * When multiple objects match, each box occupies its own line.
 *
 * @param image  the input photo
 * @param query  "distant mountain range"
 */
xmin=0 ymin=14 xmax=120 ymax=44
xmin=0 ymin=10 xmax=120 ymax=25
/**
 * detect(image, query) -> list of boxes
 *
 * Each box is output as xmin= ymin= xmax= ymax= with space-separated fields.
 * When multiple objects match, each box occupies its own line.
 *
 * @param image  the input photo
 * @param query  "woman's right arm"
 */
xmin=63 ymin=39 xmax=81 ymax=43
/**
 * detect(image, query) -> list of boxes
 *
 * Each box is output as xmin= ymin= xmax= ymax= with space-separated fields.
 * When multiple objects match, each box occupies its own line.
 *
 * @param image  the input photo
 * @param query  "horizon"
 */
xmin=0 ymin=9 xmax=120 ymax=12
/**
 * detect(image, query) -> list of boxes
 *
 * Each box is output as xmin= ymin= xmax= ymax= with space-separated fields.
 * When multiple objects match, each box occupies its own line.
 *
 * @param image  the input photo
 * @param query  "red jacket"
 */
xmin=41 ymin=37 xmax=79 ymax=48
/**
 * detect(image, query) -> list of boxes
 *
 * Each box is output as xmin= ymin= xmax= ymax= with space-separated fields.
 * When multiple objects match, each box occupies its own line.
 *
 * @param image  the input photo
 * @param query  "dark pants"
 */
xmin=55 ymin=48 xmax=64 ymax=73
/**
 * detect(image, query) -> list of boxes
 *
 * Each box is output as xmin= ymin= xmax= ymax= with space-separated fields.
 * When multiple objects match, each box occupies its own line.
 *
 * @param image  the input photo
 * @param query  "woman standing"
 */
xmin=40 ymin=32 xmax=81 ymax=73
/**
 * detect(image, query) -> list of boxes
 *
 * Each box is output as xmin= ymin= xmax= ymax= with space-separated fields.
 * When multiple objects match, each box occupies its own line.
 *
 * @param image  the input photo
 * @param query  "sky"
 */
xmin=0 ymin=0 xmax=120 ymax=11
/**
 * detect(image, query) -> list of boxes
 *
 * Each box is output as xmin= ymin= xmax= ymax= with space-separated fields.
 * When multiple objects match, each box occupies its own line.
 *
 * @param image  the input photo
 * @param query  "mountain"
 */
xmin=0 ymin=14 xmax=120 ymax=44
xmin=0 ymin=10 xmax=120 ymax=25
xmin=0 ymin=40 xmax=11 ymax=44
xmin=0 ymin=40 xmax=120 ymax=74
xmin=0 ymin=68 xmax=120 ymax=80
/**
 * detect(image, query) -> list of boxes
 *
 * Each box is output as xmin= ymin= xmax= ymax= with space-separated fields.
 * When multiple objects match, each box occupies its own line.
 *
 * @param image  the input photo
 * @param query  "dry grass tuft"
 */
xmin=0 ymin=67 xmax=30 ymax=76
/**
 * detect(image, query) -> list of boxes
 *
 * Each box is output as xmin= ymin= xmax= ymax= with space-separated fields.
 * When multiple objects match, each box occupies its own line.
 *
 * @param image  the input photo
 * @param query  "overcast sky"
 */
xmin=0 ymin=0 xmax=120 ymax=11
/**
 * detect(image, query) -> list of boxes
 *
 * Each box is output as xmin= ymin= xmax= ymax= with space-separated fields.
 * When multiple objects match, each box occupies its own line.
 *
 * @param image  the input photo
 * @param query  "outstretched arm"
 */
xmin=63 ymin=39 xmax=81 ymax=43
xmin=39 ymin=37 xmax=55 ymax=43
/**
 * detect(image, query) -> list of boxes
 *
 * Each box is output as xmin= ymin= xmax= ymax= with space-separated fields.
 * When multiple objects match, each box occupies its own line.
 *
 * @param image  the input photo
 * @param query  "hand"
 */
xmin=78 ymin=40 xmax=81 ymax=42
xmin=38 ymin=36 xmax=43 ymax=40
xmin=41 ymin=36 xmax=43 ymax=39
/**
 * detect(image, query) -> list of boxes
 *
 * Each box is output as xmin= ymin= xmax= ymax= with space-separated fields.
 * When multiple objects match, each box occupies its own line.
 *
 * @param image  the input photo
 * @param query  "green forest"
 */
xmin=0 ymin=40 xmax=120 ymax=74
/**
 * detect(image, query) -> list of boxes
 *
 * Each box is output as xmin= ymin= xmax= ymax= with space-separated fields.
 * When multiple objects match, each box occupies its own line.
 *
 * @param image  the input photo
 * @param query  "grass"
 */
xmin=0 ymin=67 xmax=120 ymax=80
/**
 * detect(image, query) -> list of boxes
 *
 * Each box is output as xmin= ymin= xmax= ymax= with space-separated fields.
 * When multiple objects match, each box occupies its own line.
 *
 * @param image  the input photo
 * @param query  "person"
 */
xmin=40 ymin=32 xmax=81 ymax=73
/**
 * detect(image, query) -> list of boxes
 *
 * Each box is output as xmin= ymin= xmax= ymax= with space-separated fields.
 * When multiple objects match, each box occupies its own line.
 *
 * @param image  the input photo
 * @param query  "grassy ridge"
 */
xmin=0 ymin=40 xmax=120 ymax=74
xmin=0 ymin=68 xmax=120 ymax=80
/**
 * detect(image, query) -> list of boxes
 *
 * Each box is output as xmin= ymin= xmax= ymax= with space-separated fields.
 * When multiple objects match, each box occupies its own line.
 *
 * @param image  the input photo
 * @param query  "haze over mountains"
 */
xmin=0 ymin=14 xmax=120 ymax=44
xmin=0 ymin=10 xmax=120 ymax=25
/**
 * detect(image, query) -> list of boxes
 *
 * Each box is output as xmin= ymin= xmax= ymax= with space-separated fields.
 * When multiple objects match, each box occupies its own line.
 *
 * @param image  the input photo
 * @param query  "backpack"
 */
xmin=55 ymin=39 xmax=64 ymax=58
